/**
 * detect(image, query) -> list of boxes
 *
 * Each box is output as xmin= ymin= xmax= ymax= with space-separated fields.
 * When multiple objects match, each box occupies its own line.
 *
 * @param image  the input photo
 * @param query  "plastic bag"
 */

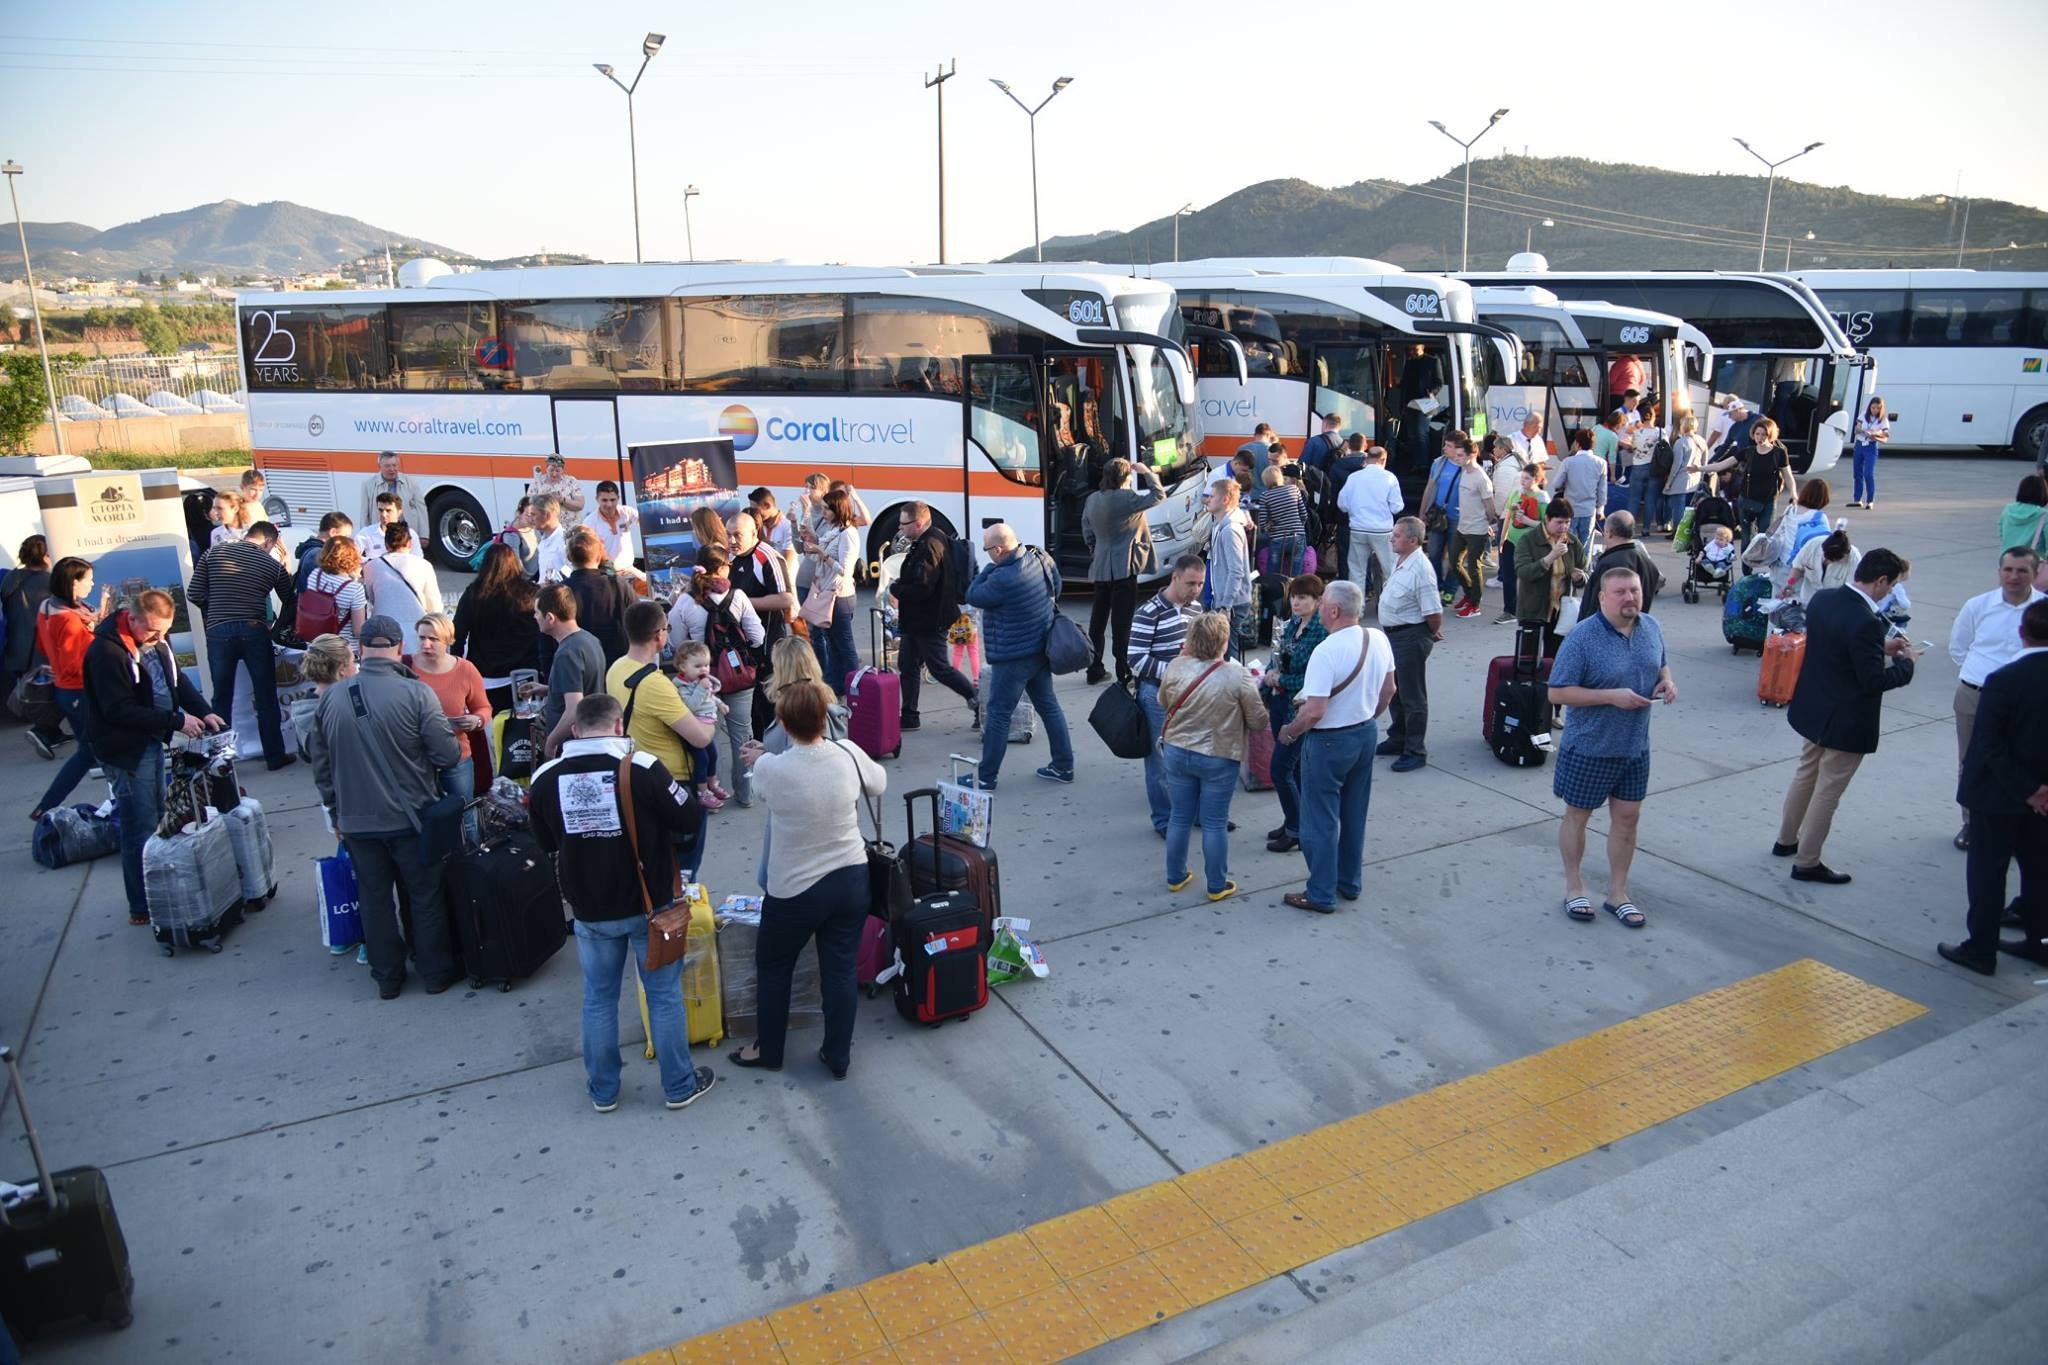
xmin=31 ymin=803 xmax=121 ymax=868
xmin=987 ymin=916 xmax=1049 ymax=986
xmin=937 ymin=754 xmax=993 ymax=847
xmin=317 ymin=841 xmax=363 ymax=952
xmin=1672 ymin=506 xmax=1697 ymax=553
xmin=715 ymin=895 xmax=822 ymax=1038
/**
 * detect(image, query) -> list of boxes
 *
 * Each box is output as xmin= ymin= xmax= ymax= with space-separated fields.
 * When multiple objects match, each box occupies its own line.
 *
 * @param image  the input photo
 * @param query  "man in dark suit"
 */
xmin=888 ymin=501 xmax=979 ymax=730
xmin=1938 ymin=600 xmax=2048 ymax=975
xmin=1772 ymin=548 xmax=1918 ymax=883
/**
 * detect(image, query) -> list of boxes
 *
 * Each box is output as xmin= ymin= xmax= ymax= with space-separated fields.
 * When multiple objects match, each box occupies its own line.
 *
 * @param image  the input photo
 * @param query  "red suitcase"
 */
xmin=847 ymin=608 xmax=902 ymax=760
xmin=1482 ymin=623 xmax=1554 ymax=753
xmin=1759 ymin=630 xmax=1806 ymax=707
xmin=902 ymin=787 xmax=1001 ymax=931
xmin=1240 ymin=725 xmax=1275 ymax=791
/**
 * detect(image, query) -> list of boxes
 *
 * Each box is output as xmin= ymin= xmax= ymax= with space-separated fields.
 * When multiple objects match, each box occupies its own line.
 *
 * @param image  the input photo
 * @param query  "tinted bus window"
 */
xmin=389 ymin=302 xmax=499 ymax=391
xmin=1538 ymin=280 xmax=1826 ymax=350
xmin=1492 ymin=315 xmax=1574 ymax=382
xmin=1909 ymin=290 xmax=2025 ymax=346
xmin=683 ymin=295 xmax=846 ymax=393
xmin=1816 ymin=290 xmax=1907 ymax=348
xmin=499 ymin=299 xmax=669 ymax=390
xmin=2030 ymin=292 xmax=2048 ymax=348
xmin=242 ymin=303 xmax=390 ymax=391
xmin=846 ymin=297 xmax=1026 ymax=395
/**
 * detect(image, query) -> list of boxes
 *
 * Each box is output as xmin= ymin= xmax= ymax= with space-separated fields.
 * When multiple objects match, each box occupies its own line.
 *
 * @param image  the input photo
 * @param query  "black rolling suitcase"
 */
xmin=443 ymin=831 xmax=567 ymax=991
xmin=0 ymin=1045 xmax=135 ymax=1343
xmin=901 ymin=787 xmax=1002 ymax=929
xmin=893 ymin=890 xmax=988 ymax=1025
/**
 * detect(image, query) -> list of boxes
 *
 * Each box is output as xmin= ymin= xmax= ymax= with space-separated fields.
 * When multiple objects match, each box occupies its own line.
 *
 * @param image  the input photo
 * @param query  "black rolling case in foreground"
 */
xmin=0 ymin=1044 xmax=135 ymax=1343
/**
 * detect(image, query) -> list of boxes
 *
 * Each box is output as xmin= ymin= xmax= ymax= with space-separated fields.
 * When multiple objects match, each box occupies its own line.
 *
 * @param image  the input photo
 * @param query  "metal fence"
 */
xmin=50 ymin=351 xmax=246 ymax=414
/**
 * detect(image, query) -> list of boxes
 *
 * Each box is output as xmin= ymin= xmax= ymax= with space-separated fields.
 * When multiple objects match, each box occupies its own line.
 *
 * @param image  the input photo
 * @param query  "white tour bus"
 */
xmin=1468 ymin=285 xmax=1712 ymax=456
xmin=1791 ymin=269 xmax=2048 ymax=462
xmin=236 ymin=262 xmax=1212 ymax=581
xmin=1461 ymin=258 xmax=1870 ymax=474
xmin=1109 ymin=259 xmax=1514 ymax=505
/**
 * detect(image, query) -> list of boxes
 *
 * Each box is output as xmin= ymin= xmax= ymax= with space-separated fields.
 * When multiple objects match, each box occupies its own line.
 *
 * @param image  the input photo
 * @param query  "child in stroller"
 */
xmin=1680 ymin=489 xmax=1741 ymax=604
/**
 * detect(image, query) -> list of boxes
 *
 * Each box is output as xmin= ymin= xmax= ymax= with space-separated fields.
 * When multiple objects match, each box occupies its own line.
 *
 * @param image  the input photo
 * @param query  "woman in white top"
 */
xmin=1662 ymin=411 xmax=1710 ymax=535
xmin=731 ymin=680 xmax=884 ymax=1080
xmin=305 ymin=538 xmax=370 ymax=649
xmin=364 ymin=521 xmax=443 ymax=624
xmin=208 ymin=490 xmax=254 ymax=547
xmin=1625 ymin=399 xmax=1663 ymax=530
xmin=799 ymin=486 xmax=862 ymax=696
xmin=667 ymin=544 xmax=769 ymax=806
xmin=1784 ymin=525 xmax=1858 ymax=606
xmin=1848 ymin=395 xmax=1890 ymax=509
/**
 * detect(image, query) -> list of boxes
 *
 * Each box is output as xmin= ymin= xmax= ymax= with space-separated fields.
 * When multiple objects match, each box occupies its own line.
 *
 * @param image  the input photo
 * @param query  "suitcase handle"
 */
xmin=0 ymin=1045 xmax=58 ymax=1211
xmin=947 ymin=753 xmax=978 ymax=787
xmin=904 ymin=785 xmax=945 ymax=846
xmin=870 ymin=606 xmax=889 ymax=669
xmin=1514 ymin=621 xmax=1544 ymax=680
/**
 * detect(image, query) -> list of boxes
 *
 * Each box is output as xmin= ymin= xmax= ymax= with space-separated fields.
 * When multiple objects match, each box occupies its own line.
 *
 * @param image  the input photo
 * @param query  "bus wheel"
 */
xmin=429 ymin=490 xmax=490 ymax=571
xmin=2013 ymin=407 xmax=2048 ymax=466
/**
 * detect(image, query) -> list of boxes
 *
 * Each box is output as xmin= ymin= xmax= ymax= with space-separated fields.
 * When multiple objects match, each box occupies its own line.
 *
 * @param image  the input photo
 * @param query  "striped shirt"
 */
xmin=190 ymin=538 xmax=289 ymax=629
xmin=1127 ymin=592 xmax=1202 ymax=685
xmin=1255 ymin=482 xmax=1309 ymax=539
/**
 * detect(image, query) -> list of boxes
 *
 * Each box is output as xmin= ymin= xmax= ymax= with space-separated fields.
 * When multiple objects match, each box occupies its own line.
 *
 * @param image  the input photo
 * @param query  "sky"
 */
xmin=4 ymin=0 xmax=2046 ymax=267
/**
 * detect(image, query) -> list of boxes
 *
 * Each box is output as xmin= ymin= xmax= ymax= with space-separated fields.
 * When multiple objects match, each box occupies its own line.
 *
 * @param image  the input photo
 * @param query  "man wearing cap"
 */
xmin=358 ymin=450 xmax=430 ymax=553
xmin=306 ymin=613 xmax=464 ymax=1000
xmin=1706 ymin=398 xmax=1758 ymax=465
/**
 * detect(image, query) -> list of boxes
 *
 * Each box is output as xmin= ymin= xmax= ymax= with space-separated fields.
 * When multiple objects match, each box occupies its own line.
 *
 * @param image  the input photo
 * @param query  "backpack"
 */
xmin=703 ymin=593 xmax=759 ymax=695
xmin=1648 ymin=438 xmax=1674 ymax=485
xmin=945 ymin=533 xmax=976 ymax=602
xmin=296 ymin=574 xmax=343 ymax=640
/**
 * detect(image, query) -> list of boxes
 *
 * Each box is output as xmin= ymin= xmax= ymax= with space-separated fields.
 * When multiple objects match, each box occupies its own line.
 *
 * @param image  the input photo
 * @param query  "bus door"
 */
xmin=1548 ymin=349 xmax=1605 ymax=452
xmin=1041 ymin=351 xmax=1127 ymax=578
xmin=961 ymin=354 xmax=1050 ymax=561
xmin=1385 ymin=341 xmax=1451 ymax=485
xmin=1308 ymin=343 xmax=1382 ymax=453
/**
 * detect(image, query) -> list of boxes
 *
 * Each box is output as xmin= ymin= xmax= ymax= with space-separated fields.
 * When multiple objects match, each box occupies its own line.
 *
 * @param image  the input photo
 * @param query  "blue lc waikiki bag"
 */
xmin=316 ymin=842 xmax=363 ymax=953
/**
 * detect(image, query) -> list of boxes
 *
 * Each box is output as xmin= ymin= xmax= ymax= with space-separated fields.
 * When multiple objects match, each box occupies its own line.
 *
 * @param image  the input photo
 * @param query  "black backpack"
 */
xmin=1648 ymin=438 xmax=1674 ymax=485
xmin=944 ymin=533 xmax=976 ymax=602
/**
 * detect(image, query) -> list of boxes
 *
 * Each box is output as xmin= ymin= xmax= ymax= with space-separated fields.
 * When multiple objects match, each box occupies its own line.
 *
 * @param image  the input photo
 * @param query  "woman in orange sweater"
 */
xmin=31 ymin=557 xmax=107 ymax=821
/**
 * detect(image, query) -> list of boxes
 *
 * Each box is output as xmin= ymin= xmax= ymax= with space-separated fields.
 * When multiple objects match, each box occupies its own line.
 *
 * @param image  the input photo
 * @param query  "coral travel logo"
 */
xmin=718 ymin=404 xmax=758 ymax=452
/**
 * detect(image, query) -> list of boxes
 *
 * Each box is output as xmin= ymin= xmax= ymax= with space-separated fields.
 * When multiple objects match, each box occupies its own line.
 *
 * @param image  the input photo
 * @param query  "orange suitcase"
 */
xmin=1759 ymin=630 xmax=1806 ymax=707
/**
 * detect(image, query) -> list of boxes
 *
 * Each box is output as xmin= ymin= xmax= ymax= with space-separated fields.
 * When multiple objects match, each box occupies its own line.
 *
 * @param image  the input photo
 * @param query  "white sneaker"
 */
xmin=592 ymin=1098 xmax=619 ymax=1114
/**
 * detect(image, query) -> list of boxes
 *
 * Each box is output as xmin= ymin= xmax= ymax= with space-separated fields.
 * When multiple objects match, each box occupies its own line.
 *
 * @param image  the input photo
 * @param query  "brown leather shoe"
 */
xmin=1283 ymin=892 xmax=1336 ymax=915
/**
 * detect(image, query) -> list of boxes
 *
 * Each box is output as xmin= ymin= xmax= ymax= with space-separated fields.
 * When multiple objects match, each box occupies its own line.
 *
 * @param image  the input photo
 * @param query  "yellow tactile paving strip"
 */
xmin=626 ymin=959 xmax=1924 ymax=1365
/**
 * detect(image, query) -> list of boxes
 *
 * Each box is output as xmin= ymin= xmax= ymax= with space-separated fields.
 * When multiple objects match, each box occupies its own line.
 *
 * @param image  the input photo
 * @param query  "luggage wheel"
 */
xmin=206 ymin=939 xmax=225 ymax=954
xmin=862 ymin=983 xmax=876 ymax=999
xmin=470 ymin=976 xmax=486 ymax=990
xmin=160 ymin=944 xmax=175 ymax=958
xmin=498 ymin=981 xmax=513 ymax=993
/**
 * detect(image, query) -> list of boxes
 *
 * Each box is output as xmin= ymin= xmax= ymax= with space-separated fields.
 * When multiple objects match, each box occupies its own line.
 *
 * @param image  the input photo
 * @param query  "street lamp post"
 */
xmin=1173 ymin=203 xmax=1194 ymax=262
xmin=682 ymin=185 xmax=700 ymax=263
xmin=1 ymin=161 xmax=64 ymax=457
xmin=1428 ymin=109 xmax=1509 ymax=271
xmin=1733 ymin=137 xmax=1822 ymax=271
xmin=924 ymin=59 xmax=957 ymax=263
xmin=1784 ymin=229 xmax=1815 ymax=270
xmin=1526 ymin=217 xmax=1554 ymax=253
xmin=990 ymin=76 xmax=1073 ymax=263
xmin=594 ymin=32 xmax=666 ymax=263
xmin=1955 ymin=196 xmax=1973 ymax=268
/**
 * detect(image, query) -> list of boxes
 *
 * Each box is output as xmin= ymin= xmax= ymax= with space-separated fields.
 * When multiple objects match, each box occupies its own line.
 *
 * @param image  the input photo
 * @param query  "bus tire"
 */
xmin=2012 ymin=406 xmax=2048 ymax=466
xmin=428 ymin=489 xmax=491 ymax=571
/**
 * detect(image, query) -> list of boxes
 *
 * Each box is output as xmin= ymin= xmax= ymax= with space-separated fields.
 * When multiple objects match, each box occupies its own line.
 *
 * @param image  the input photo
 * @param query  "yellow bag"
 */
xmin=637 ymin=883 xmax=722 ymax=1054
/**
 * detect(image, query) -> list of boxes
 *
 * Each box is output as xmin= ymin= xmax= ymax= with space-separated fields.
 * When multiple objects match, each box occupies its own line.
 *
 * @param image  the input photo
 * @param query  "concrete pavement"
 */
xmin=2 ymin=451 xmax=2041 ymax=1363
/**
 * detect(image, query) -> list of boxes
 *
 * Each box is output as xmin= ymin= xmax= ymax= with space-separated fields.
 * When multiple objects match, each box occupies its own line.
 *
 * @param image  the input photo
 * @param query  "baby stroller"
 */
xmin=1679 ymin=484 xmax=1741 ymax=605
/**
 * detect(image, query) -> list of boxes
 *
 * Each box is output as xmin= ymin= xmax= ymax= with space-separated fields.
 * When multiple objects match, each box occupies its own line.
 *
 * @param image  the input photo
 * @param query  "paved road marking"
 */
xmin=629 ymin=958 xmax=1925 ymax=1364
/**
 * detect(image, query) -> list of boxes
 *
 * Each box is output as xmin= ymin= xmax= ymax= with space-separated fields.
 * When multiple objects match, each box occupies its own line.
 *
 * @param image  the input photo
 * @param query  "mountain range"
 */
xmin=1004 ymin=155 xmax=2048 ymax=272
xmin=16 ymin=199 xmax=466 ymax=278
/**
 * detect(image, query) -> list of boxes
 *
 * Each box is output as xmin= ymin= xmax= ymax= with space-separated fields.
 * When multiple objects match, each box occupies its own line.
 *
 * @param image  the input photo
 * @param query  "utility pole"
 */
xmin=682 ymin=185 xmax=700 ymax=263
xmin=2 ymin=161 xmax=65 ymax=457
xmin=1173 ymin=203 xmax=1193 ymax=262
xmin=1956 ymin=196 xmax=1973 ymax=268
xmin=925 ymin=59 xmax=956 ymax=263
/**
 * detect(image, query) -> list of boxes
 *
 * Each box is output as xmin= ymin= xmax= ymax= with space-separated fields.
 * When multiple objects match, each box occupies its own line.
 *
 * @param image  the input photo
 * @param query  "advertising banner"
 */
xmin=627 ymin=438 xmax=739 ymax=599
xmin=36 ymin=468 xmax=207 ymax=677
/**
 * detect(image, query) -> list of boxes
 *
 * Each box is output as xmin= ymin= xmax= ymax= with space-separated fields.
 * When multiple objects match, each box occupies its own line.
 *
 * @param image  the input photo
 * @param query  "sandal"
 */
xmin=727 ymin=1045 xmax=782 ymax=1071
xmin=1284 ymin=892 xmax=1335 ymax=915
xmin=1565 ymin=896 xmax=1595 ymax=922
xmin=1604 ymin=900 xmax=1646 ymax=929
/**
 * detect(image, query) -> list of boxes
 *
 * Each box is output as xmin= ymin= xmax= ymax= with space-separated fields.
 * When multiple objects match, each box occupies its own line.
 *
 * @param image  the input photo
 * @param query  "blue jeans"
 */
xmin=1138 ymin=680 xmax=1169 ymax=832
xmin=1266 ymin=689 xmax=1301 ymax=837
xmin=36 ymin=687 xmax=97 ymax=813
xmin=1264 ymin=534 xmax=1306 ymax=579
xmin=810 ymin=596 xmax=858 ymax=697
xmin=1662 ymin=490 xmax=1693 ymax=530
xmin=1739 ymin=496 xmax=1775 ymax=545
xmin=107 ymin=744 xmax=165 ymax=918
xmin=1852 ymin=442 xmax=1879 ymax=503
xmin=206 ymin=621 xmax=286 ymax=765
xmin=1163 ymin=745 xmax=1240 ymax=894
xmin=440 ymin=758 xmax=476 ymax=846
xmin=1627 ymin=474 xmax=1651 ymax=526
xmin=1299 ymin=721 xmax=1377 ymax=907
xmin=576 ymin=915 xmax=695 ymax=1106
xmin=1424 ymin=524 xmax=1452 ymax=590
xmin=978 ymin=655 xmax=1072 ymax=786
xmin=1570 ymin=515 xmax=1593 ymax=547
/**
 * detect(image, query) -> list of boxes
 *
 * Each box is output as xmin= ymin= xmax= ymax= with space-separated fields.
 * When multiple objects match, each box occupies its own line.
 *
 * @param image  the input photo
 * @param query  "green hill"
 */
xmin=1008 ymin=155 xmax=2048 ymax=272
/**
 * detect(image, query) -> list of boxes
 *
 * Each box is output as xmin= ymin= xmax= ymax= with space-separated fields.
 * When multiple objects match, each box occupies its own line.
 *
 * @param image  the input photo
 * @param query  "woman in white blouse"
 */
xmin=666 ymin=544 xmax=768 ymax=806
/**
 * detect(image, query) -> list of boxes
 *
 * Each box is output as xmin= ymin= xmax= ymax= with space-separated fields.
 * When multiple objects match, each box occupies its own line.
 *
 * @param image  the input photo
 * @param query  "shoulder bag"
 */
xmin=616 ymin=753 xmax=692 ymax=972
xmin=617 ymin=661 xmax=660 ymax=731
xmin=836 ymin=741 xmax=911 ymax=924
xmin=1088 ymin=677 xmax=1152 ymax=759
xmin=347 ymin=680 xmax=466 ymax=863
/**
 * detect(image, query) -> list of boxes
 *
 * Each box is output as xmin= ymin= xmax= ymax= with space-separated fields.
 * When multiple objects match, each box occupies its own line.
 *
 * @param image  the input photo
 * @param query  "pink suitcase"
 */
xmin=857 ymin=915 xmax=895 ymax=997
xmin=848 ymin=608 xmax=903 ymax=760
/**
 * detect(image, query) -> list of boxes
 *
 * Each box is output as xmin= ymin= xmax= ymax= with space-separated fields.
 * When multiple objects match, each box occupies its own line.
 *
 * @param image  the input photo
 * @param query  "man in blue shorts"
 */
xmin=1546 ymin=566 xmax=1677 ymax=928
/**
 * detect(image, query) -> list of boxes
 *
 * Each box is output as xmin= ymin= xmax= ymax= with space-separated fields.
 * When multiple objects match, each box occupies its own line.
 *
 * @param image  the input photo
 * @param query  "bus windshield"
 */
xmin=1132 ymin=346 xmax=1199 ymax=483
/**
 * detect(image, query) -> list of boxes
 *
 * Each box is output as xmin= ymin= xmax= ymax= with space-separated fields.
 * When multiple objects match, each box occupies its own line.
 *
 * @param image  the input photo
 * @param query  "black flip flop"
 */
xmin=1565 ymin=896 xmax=1595 ymax=922
xmin=1604 ymin=900 xmax=1646 ymax=929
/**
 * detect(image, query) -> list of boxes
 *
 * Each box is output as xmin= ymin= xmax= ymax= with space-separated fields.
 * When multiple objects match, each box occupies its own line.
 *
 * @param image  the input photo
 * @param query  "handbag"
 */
xmin=347 ymin=681 xmax=465 ymax=863
xmin=1045 ymin=612 xmax=1091 ymax=675
xmin=6 ymin=662 xmax=59 ymax=728
xmin=1555 ymin=596 xmax=1583 ymax=634
xmin=617 ymin=753 xmax=692 ymax=972
xmin=837 ymin=741 xmax=911 ymax=923
xmin=1157 ymin=660 xmax=1225 ymax=753
xmin=316 ymin=842 xmax=364 ymax=952
xmin=800 ymin=529 xmax=846 ymax=627
xmin=1088 ymin=677 xmax=1152 ymax=759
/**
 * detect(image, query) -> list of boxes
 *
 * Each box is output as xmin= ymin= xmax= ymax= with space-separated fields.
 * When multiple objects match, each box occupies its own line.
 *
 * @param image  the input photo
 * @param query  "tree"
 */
xmin=134 ymin=303 xmax=180 ymax=355
xmin=0 ymin=351 xmax=71 ymax=454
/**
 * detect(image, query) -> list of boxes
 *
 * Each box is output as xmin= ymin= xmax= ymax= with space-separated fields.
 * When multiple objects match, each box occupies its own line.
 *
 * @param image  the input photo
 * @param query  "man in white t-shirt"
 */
xmin=532 ymin=493 xmax=568 ymax=583
xmin=1275 ymin=579 xmax=1397 ymax=914
xmin=589 ymin=479 xmax=641 ymax=576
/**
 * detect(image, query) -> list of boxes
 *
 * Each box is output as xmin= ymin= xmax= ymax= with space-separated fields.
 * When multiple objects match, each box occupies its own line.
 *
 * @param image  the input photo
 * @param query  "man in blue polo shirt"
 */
xmin=1546 ymin=566 xmax=1677 ymax=930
